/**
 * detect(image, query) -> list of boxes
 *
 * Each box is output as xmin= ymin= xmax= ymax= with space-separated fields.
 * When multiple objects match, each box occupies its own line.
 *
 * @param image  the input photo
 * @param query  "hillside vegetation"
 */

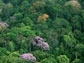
xmin=0 ymin=0 xmax=84 ymax=63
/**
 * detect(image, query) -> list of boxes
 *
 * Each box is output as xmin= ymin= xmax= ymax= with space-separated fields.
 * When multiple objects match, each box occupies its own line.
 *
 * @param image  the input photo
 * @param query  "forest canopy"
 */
xmin=0 ymin=0 xmax=84 ymax=63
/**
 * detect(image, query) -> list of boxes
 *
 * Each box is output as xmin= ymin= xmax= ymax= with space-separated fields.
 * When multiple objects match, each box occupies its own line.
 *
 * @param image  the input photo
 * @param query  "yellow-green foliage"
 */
xmin=0 ymin=24 xmax=7 ymax=32
xmin=56 ymin=55 xmax=69 ymax=63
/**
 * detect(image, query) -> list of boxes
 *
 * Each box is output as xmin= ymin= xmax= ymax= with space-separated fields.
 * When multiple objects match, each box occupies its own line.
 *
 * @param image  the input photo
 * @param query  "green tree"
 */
xmin=74 ymin=44 xmax=84 ymax=59
xmin=14 ymin=12 xmax=23 ymax=19
xmin=32 ymin=50 xmax=53 ymax=61
xmin=72 ymin=59 xmax=81 ymax=63
xmin=46 ymin=5 xmax=64 ymax=19
xmin=1 ymin=3 xmax=13 ymax=19
xmin=71 ymin=15 xmax=82 ymax=30
xmin=41 ymin=57 xmax=57 ymax=63
xmin=52 ymin=18 xmax=72 ymax=36
xmin=20 ymin=0 xmax=30 ymax=13
xmin=2 ymin=0 xmax=10 ymax=3
xmin=22 ymin=17 xmax=33 ymax=26
xmin=63 ymin=32 xmax=76 ymax=47
xmin=56 ymin=55 xmax=69 ymax=63
xmin=0 ymin=55 xmax=26 ymax=63
xmin=8 ymin=41 xmax=15 ymax=52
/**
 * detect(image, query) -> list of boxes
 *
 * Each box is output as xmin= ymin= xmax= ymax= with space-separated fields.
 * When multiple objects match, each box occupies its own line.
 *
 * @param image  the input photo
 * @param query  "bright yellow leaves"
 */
xmin=38 ymin=14 xmax=49 ymax=21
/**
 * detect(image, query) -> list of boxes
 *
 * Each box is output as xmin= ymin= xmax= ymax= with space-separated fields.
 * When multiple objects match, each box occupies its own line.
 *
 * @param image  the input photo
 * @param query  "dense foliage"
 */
xmin=0 ymin=0 xmax=84 ymax=63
